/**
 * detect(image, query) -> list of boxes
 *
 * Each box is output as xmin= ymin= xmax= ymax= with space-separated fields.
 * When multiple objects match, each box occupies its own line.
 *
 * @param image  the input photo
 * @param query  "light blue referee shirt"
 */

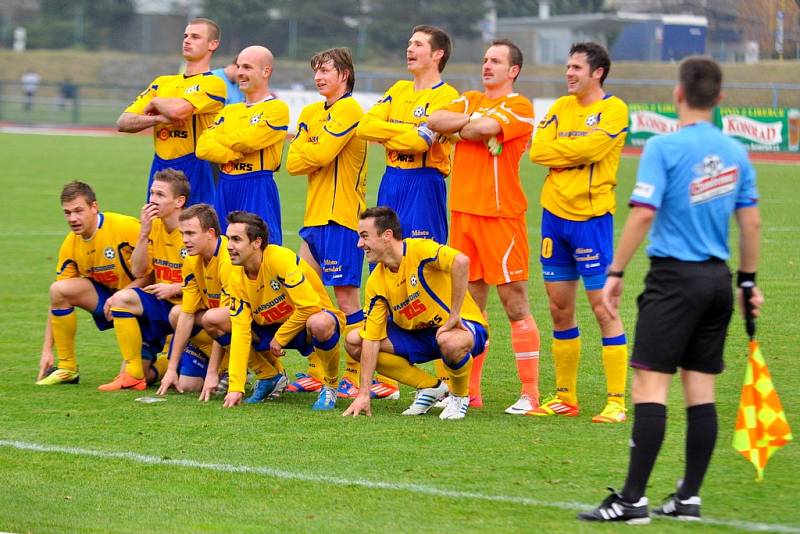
xmin=629 ymin=121 xmax=758 ymax=261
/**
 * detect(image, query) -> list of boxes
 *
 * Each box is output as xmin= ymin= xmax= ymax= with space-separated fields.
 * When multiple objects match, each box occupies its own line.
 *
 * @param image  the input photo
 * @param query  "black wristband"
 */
xmin=737 ymin=271 xmax=756 ymax=287
xmin=606 ymin=269 xmax=624 ymax=278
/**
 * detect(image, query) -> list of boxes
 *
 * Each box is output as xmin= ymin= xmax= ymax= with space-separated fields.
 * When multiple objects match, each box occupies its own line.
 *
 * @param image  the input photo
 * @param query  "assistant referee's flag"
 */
xmin=732 ymin=286 xmax=793 ymax=481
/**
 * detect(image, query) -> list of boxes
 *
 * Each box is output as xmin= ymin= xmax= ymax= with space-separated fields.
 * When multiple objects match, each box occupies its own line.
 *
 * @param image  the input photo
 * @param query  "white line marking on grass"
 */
xmin=1 ymin=439 xmax=797 ymax=533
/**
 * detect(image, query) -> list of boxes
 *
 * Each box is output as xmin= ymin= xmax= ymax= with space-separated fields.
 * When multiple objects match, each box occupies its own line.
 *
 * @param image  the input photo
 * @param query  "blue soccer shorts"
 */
xmin=386 ymin=319 xmax=488 ymax=364
xmin=377 ymin=166 xmax=448 ymax=244
xmin=216 ymin=170 xmax=282 ymax=245
xmin=149 ymin=152 xmax=215 ymax=207
xmin=299 ymin=223 xmax=364 ymax=287
xmin=540 ymin=208 xmax=614 ymax=290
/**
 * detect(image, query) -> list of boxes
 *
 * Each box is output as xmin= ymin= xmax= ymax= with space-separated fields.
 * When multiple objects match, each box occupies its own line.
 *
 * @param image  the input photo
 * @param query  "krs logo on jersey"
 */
xmin=103 ymin=247 xmax=115 ymax=260
xmin=184 ymin=84 xmax=201 ymax=95
xmin=158 ymin=128 xmax=188 ymax=140
xmin=689 ymin=155 xmax=738 ymax=205
xmin=250 ymin=113 xmax=262 ymax=126
xmin=585 ymin=113 xmax=601 ymax=127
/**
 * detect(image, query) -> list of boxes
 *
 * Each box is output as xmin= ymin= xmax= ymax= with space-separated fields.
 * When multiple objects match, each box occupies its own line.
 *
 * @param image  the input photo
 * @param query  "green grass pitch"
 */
xmin=0 ymin=132 xmax=797 ymax=533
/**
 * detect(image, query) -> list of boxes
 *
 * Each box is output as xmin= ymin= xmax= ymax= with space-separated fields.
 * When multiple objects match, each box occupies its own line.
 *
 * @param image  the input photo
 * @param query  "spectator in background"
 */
xmin=212 ymin=56 xmax=245 ymax=105
xmin=21 ymin=69 xmax=41 ymax=112
xmin=59 ymin=77 xmax=77 ymax=112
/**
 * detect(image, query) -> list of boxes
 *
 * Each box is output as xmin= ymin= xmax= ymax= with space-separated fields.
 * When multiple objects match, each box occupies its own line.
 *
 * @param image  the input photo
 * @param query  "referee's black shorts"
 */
xmin=631 ymin=257 xmax=733 ymax=375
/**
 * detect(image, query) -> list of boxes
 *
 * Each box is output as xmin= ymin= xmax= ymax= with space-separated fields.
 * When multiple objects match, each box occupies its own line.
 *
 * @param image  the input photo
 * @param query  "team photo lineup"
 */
xmin=31 ymin=16 xmax=777 ymax=526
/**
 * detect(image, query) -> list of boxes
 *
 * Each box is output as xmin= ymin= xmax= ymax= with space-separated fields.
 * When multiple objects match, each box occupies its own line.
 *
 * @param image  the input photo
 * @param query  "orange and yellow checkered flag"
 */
xmin=732 ymin=341 xmax=793 ymax=481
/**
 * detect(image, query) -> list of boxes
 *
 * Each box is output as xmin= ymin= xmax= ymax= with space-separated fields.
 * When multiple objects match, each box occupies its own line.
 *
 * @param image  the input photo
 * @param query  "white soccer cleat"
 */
xmin=402 ymin=381 xmax=449 ymax=416
xmin=504 ymin=394 xmax=535 ymax=415
xmin=433 ymin=393 xmax=450 ymax=409
xmin=439 ymin=395 xmax=469 ymax=420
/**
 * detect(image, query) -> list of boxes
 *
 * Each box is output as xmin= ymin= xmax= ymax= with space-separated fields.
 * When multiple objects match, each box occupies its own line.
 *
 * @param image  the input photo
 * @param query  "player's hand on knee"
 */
xmin=436 ymin=315 xmax=466 ymax=341
xmin=342 ymin=394 xmax=372 ymax=417
xmin=156 ymin=369 xmax=181 ymax=395
xmin=223 ymin=391 xmax=242 ymax=408
xmin=269 ymin=338 xmax=285 ymax=358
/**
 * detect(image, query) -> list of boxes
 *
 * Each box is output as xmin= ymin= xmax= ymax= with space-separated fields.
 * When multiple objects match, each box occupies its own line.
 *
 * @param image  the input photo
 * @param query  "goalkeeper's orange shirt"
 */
xmin=446 ymin=91 xmax=534 ymax=219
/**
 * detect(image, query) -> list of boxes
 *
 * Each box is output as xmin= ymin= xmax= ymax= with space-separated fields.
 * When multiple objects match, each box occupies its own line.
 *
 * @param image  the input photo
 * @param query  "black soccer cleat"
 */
xmin=577 ymin=487 xmax=651 ymax=524
xmin=652 ymin=493 xmax=702 ymax=521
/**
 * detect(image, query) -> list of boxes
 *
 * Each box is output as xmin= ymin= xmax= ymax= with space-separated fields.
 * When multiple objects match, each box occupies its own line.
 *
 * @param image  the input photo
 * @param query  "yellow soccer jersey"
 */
xmin=362 ymin=238 xmax=487 ymax=342
xmin=357 ymin=80 xmax=458 ymax=176
xmin=148 ymin=218 xmax=186 ymax=305
xmin=56 ymin=212 xmax=140 ymax=291
xmin=125 ymin=72 xmax=226 ymax=160
xmin=195 ymin=96 xmax=290 ymax=174
xmin=286 ymin=95 xmax=368 ymax=231
xmin=181 ymin=236 xmax=232 ymax=314
xmin=227 ymin=245 xmax=344 ymax=392
xmin=530 ymin=94 xmax=629 ymax=221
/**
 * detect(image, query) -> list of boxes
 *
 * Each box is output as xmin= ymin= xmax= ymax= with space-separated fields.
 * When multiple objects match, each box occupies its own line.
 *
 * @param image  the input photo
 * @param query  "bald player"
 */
xmin=117 ymin=18 xmax=226 ymax=207
xmin=197 ymin=45 xmax=289 ymax=244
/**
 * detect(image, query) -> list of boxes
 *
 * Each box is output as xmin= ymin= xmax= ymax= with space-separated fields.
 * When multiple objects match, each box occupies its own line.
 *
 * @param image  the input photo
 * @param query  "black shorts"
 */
xmin=631 ymin=258 xmax=733 ymax=375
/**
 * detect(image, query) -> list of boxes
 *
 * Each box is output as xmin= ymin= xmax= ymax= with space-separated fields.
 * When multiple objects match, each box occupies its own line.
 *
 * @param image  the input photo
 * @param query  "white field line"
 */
xmin=0 ymin=439 xmax=797 ymax=533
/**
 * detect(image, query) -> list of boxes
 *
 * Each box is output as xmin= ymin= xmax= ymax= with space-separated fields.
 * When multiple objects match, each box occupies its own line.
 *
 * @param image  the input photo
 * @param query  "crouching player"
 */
xmin=221 ymin=211 xmax=345 ymax=410
xmin=342 ymin=207 xmax=488 ymax=420
xmin=100 ymin=169 xmax=200 ymax=391
xmin=37 ymin=181 xmax=145 ymax=385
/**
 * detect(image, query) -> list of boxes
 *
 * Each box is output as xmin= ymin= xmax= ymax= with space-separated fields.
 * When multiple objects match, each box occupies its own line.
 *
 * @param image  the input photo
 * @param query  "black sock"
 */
xmin=622 ymin=403 xmax=667 ymax=503
xmin=678 ymin=403 xmax=717 ymax=499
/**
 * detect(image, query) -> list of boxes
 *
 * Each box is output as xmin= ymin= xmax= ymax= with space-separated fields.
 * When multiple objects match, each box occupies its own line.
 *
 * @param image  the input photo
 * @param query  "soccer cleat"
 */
xmin=433 ymin=393 xmax=449 ymax=409
xmin=336 ymin=377 xmax=359 ymax=398
xmin=286 ymin=372 xmax=323 ymax=393
xmin=402 ymin=381 xmax=449 ymax=416
xmin=504 ymin=394 xmax=535 ymax=415
xmin=439 ymin=395 xmax=469 ymax=420
xmin=592 ymin=402 xmax=628 ymax=423
xmin=97 ymin=372 xmax=146 ymax=392
xmin=369 ymin=379 xmax=400 ymax=400
xmin=312 ymin=385 xmax=337 ymax=411
xmin=244 ymin=373 xmax=288 ymax=404
xmin=577 ymin=488 xmax=650 ymax=524
xmin=215 ymin=372 xmax=229 ymax=396
xmin=36 ymin=367 xmax=80 ymax=386
xmin=527 ymin=395 xmax=579 ymax=417
xmin=652 ymin=493 xmax=701 ymax=521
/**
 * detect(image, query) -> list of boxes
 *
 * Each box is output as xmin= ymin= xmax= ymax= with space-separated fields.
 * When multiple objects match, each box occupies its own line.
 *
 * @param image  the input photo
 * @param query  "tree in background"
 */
xmin=25 ymin=0 xmax=134 ymax=50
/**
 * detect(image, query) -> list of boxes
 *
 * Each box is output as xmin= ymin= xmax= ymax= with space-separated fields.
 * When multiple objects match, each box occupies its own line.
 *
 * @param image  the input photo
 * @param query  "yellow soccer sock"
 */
xmin=602 ymin=334 xmax=628 ymax=408
xmin=249 ymin=349 xmax=282 ymax=379
xmin=305 ymin=352 xmax=324 ymax=381
xmin=151 ymin=354 xmax=169 ymax=382
xmin=342 ymin=312 xmax=363 ymax=384
xmin=111 ymin=307 xmax=144 ymax=379
xmin=313 ymin=346 xmax=340 ymax=388
xmin=376 ymin=352 xmax=439 ymax=389
xmin=51 ymin=308 xmax=78 ymax=371
xmin=552 ymin=327 xmax=581 ymax=406
xmin=433 ymin=358 xmax=450 ymax=389
xmin=443 ymin=354 xmax=473 ymax=397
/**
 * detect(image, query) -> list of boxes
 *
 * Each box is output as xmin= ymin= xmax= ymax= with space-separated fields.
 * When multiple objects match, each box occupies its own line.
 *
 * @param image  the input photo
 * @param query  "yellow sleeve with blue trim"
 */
xmin=361 ymin=271 xmax=390 ymax=342
xmin=285 ymin=105 xmax=318 ymax=176
xmin=383 ymin=85 xmax=459 ymax=153
xmin=227 ymin=267 xmax=253 ymax=393
xmin=269 ymin=249 xmax=324 ymax=348
xmin=288 ymin=98 xmax=362 ymax=170
xmin=124 ymin=76 xmax=164 ymax=115
xmin=357 ymin=82 xmax=410 ymax=142
xmin=531 ymin=96 xmax=629 ymax=166
xmin=196 ymin=106 xmax=243 ymax=163
xmin=227 ymin=100 xmax=290 ymax=154
xmin=181 ymin=74 xmax=227 ymax=115
xmin=181 ymin=255 xmax=203 ymax=314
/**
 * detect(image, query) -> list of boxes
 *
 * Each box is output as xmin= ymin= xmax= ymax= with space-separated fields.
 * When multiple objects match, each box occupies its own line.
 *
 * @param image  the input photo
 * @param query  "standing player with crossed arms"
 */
xmin=429 ymin=39 xmax=540 ymax=413
xmin=117 ymin=18 xmax=226 ymax=207
xmin=529 ymin=42 xmax=630 ymax=423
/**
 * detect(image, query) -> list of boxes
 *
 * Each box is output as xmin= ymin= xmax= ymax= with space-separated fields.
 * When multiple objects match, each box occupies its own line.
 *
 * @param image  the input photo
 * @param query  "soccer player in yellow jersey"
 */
xmin=286 ymin=47 xmax=398 ymax=400
xmin=222 ymin=211 xmax=344 ymax=411
xmin=197 ymin=45 xmax=289 ymax=243
xmin=117 ymin=18 xmax=226 ymax=207
xmin=98 ymin=169 xmax=191 ymax=391
xmin=342 ymin=207 xmax=489 ymax=420
xmin=356 ymin=25 xmax=458 ymax=244
xmin=529 ymin=42 xmax=630 ymax=423
xmin=37 ymin=182 xmax=145 ymax=386
xmin=429 ymin=39 xmax=540 ymax=414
